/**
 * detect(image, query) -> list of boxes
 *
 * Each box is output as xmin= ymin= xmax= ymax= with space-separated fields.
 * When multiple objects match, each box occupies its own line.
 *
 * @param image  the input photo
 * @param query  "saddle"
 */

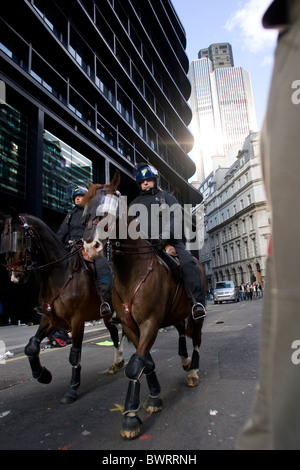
xmin=157 ymin=245 xmax=182 ymax=283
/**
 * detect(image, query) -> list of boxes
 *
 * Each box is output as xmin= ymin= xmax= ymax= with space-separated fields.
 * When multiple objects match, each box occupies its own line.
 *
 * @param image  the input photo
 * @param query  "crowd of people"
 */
xmin=239 ymin=282 xmax=263 ymax=301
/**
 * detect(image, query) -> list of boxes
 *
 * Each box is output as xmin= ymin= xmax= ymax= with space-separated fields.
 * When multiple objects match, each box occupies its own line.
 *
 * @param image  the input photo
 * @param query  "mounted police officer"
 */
xmin=130 ymin=164 xmax=206 ymax=321
xmin=57 ymin=185 xmax=113 ymax=317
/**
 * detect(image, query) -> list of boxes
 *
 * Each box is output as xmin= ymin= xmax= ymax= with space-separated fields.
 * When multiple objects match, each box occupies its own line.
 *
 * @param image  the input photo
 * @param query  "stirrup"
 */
xmin=192 ymin=303 xmax=207 ymax=321
xmin=100 ymin=302 xmax=112 ymax=317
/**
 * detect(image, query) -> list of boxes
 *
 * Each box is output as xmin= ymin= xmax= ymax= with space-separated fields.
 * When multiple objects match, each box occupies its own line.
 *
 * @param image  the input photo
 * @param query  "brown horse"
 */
xmin=81 ymin=171 xmax=207 ymax=439
xmin=0 ymin=210 xmax=125 ymax=404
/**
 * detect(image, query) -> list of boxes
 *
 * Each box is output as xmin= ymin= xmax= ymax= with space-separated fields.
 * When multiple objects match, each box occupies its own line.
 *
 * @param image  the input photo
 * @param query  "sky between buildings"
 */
xmin=171 ymin=0 xmax=278 ymax=130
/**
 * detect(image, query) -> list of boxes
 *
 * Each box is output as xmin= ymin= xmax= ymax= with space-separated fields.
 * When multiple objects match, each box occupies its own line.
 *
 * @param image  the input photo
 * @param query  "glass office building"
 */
xmin=0 ymin=0 xmax=201 ymax=323
xmin=189 ymin=46 xmax=258 ymax=182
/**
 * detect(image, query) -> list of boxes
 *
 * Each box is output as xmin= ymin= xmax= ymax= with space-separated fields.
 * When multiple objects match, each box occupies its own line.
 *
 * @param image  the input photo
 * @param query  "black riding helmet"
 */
xmin=72 ymin=186 xmax=88 ymax=200
xmin=133 ymin=163 xmax=159 ymax=186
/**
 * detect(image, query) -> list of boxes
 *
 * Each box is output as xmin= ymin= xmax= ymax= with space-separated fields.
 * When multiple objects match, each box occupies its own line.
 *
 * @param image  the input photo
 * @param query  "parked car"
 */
xmin=213 ymin=281 xmax=239 ymax=304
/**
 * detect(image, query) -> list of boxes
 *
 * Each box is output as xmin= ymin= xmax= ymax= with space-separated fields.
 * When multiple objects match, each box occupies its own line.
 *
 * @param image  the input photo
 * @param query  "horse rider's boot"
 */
xmin=100 ymin=296 xmax=122 ymax=324
xmin=109 ymin=310 xmax=121 ymax=325
xmin=100 ymin=298 xmax=112 ymax=317
xmin=192 ymin=302 xmax=207 ymax=321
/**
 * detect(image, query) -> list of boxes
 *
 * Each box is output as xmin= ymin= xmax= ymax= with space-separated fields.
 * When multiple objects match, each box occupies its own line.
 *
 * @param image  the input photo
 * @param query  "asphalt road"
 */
xmin=0 ymin=299 xmax=261 ymax=452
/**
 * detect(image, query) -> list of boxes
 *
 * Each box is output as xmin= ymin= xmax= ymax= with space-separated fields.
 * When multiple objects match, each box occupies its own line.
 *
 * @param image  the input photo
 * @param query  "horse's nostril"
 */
xmin=94 ymin=242 xmax=100 ymax=249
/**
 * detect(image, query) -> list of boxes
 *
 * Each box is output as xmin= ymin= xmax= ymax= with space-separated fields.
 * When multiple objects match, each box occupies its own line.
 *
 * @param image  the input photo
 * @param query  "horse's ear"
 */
xmin=87 ymin=179 xmax=93 ymax=189
xmin=111 ymin=170 xmax=121 ymax=190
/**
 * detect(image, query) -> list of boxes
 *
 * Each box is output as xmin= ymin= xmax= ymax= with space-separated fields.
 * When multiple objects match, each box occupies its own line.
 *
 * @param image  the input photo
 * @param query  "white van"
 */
xmin=213 ymin=281 xmax=239 ymax=304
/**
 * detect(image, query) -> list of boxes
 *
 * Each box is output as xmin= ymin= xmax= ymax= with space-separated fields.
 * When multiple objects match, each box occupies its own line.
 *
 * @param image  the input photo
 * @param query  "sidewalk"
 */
xmin=0 ymin=321 xmax=107 ymax=357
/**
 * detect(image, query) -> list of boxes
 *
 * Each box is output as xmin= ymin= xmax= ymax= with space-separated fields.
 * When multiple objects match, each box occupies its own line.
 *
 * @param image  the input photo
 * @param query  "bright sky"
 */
xmin=171 ymin=0 xmax=278 ymax=130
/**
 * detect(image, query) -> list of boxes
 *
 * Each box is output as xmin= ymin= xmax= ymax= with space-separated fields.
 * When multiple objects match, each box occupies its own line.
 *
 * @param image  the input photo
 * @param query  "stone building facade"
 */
xmin=198 ymin=131 xmax=271 ymax=289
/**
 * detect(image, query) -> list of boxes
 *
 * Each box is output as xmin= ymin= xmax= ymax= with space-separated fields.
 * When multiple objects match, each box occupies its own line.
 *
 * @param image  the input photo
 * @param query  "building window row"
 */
xmin=212 ymin=235 xmax=257 ymax=267
xmin=210 ymin=214 xmax=255 ymax=246
xmin=0 ymin=101 xmax=93 ymax=212
xmin=0 ymin=15 xmax=187 ymax=180
xmin=208 ymin=192 xmax=254 ymax=228
xmin=30 ymin=0 xmax=178 ymax=135
xmin=0 ymin=100 xmax=184 ymax=209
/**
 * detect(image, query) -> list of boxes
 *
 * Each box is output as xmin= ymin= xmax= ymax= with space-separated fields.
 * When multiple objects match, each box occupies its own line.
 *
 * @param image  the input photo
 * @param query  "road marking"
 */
xmin=3 ymin=332 xmax=111 ymax=363
xmin=109 ymin=403 xmax=124 ymax=413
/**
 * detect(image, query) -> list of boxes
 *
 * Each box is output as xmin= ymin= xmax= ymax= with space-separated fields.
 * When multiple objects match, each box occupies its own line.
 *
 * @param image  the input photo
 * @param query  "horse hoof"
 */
xmin=187 ymin=376 xmax=199 ymax=387
xmin=60 ymin=390 xmax=78 ymax=404
xmin=144 ymin=397 xmax=163 ymax=414
xmin=108 ymin=359 xmax=124 ymax=374
xmin=38 ymin=367 xmax=52 ymax=384
xmin=120 ymin=415 xmax=142 ymax=440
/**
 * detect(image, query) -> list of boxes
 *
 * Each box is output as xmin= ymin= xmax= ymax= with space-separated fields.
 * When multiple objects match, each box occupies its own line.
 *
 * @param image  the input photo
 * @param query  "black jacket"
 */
xmin=130 ymin=187 xmax=183 ymax=242
xmin=56 ymin=206 xmax=85 ymax=245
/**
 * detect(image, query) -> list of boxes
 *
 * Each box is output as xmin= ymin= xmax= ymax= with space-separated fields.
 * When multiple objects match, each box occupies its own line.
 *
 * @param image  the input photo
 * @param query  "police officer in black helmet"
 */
xmin=57 ymin=185 xmax=113 ymax=317
xmin=130 ymin=164 xmax=206 ymax=321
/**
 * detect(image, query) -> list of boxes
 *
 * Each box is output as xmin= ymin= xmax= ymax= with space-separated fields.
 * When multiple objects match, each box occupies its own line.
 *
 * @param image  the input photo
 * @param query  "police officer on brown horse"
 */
xmin=131 ymin=164 xmax=206 ymax=321
xmin=57 ymin=185 xmax=113 ymax=317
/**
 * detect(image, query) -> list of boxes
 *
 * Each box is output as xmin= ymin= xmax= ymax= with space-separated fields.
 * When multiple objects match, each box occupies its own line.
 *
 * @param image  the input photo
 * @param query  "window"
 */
xmin=116 ymin=40 xmax=130 ymax=74
xmin=69 ymin=88 xmax=94 ymax=127
xmin=132 ymin=64 xmax=144 ymax=94
xmin=33 ymin=0 xmax=68 ymax=46
xmin=95 ymin=7 xmax=114 ymax=50
xmin=30 ymin=52 xmax=67 ymax=104
xmin=0 ymin=19 xmax=29 ymax=72
xmin=133 ymin=107 xmax=145 ymax=138
xmin=114 ymin=0 xmax=129 ymax=32
xmin=146 ymin=124 xmax=157 ymax=151
xmin=0 ymin=103 xmax=27 ymax=198
xmin=117 ymin=87 xmax=132 ymax=124
xmin=118 ymin=135 xmax=134 ymax=162
xmin=145 ymin=84 xmax=155 ymax=110
xmin=69 ymin=27 xmax=94 ymax=79
xmin=96 ymin=61 xmax=115 ymax=104
xmin=143 ymin=46 xmax=153 ymax=73
xmin=42 ymin=130 xmax=93 ymax=212
xmin=130 ymin=26 xmax=142 ymax=54
xmin=97 ymin=116 xmax=116 ymax=147
xmin=80 ymin=0 xmax=95 ymax=20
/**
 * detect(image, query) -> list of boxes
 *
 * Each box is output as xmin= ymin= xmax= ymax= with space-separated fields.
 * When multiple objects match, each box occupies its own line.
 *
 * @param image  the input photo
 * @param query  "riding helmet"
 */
xmin=72 ymin=185 xmax=88 ymax=199
xmin=133 ymin=164 xmax=159 ymax=184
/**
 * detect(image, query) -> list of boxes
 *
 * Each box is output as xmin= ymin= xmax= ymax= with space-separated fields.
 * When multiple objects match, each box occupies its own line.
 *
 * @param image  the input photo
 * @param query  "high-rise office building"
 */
xmin=198 ymin=43 xmax=234 ymax=71
xmin=188 ymin=44 xmax=258 ymax=181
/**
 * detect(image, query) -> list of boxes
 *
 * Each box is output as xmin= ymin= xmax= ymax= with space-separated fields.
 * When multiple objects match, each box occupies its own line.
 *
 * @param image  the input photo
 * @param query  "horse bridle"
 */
xmin=1 ymin=216 xmax=40 ymax=276
xmin=1 ymin=215 xmax=84 ymax=276
xmin=84 ymin=188 xmax=162 ymax=255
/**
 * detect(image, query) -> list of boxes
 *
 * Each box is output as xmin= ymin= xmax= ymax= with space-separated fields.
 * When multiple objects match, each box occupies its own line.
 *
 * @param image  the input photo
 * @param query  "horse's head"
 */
xmin=82 ymin=170 xmax=122 ymax=259
xmin=0 ymin=209 xmax=39 ymax=284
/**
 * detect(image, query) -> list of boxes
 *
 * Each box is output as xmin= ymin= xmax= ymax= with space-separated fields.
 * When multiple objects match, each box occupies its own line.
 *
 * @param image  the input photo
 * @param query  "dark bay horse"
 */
xmin=0 ymin=210 xmax=124 ymax=404
xmin=81 ymin=171 xmax=207 ymax=439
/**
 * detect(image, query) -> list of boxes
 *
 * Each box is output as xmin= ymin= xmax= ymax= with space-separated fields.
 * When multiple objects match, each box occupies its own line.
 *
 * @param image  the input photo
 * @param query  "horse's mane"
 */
xmin=19 ymin=213 xmax=67 ymax=249
xmin=81 ymin=171 xmax=121 ymax=208
xmin=80 ymin=183 xmax=102 ymax=207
